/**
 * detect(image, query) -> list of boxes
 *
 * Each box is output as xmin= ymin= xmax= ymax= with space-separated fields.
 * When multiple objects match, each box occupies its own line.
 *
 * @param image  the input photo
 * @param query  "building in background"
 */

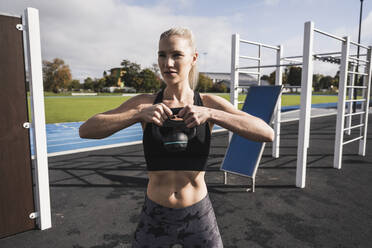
xmin=200 ymin=72 xmax=269 ymax=92
xmin=110 ymin=67 xmax=126 ymax=88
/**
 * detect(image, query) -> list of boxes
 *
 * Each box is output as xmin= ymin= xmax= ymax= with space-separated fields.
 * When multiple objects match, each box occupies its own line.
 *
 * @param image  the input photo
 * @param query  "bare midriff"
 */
xmin=147 ymin=170 xmax=208 ymax=209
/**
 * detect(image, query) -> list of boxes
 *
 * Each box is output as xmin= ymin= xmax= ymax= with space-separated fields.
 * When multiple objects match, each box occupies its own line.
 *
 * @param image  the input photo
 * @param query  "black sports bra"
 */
xmin=142 ymin=89 xmax=211 ymax=171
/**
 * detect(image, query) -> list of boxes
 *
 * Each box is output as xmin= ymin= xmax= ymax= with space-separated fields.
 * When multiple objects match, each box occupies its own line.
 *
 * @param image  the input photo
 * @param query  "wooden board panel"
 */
xmin=0 ymin=14 xmax=36 ymax=239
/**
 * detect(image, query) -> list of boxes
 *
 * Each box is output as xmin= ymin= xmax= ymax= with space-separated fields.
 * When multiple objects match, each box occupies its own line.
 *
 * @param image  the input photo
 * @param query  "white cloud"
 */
xmin=1 ymin=0 xmax=232 ymax=81
xmin=264 ymin=0 xmax=280 ymax=6
xmin=1 ymin=1 xmax=370 ymax=81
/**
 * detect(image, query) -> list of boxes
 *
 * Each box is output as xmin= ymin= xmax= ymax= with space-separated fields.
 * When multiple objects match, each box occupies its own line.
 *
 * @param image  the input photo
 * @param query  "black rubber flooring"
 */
xmin=1 ymin=114 xmax=371 ymax=248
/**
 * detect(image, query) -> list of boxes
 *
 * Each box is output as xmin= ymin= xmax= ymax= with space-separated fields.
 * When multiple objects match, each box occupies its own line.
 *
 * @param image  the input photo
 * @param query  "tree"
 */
xmin=120 ymin=59 xmax=142 ymax=90
xmin=268 ymin=71 xmax=276 ymax=85
xmin=151 ymin=63 xmax=160 ymax=75
xmin=69 ymin=80 xmax=81 ymax=91
xmin=260 ymin=75 xmax=270 ymax=82
xmin=265 ymin=68 xmax=288 ymax=85
xmin=287 ymin=66 xmax=302 ymax=86
xmin=92 ymin=78 xmax=106 ymax=92
xmin=139 ymin=68 xmax=162 ymax=92
xmin=83 ymin=77 xmax=94 ymax=91
xmin=104 ymin=74 xmax=117 ymax=87
xmin=319 ymin=76 xmax=334 ymax=90
xmin=42 ymin=58 xmax=72 ymax=93
xmin=211 ymin=82 xmax=227 ymax=93
xmin=196 ymin=73 xmax=213 ymax=92
xmin=312 ymin=74 xmax=323 ymax=91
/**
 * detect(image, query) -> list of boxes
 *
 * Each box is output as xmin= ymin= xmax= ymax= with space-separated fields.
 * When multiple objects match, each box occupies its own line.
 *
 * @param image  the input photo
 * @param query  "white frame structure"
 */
xmin=298 ymin=22 xmax=371 ymax=186
xmin=229 ymin=21 xmax=371 ymax=189
xmin=227 ymin=34 xmax=285 ymax=188
xmin=23 ymin=7 xmax=52 ymax=230
xmin=296 ymin=21 xmax=314 ymax=188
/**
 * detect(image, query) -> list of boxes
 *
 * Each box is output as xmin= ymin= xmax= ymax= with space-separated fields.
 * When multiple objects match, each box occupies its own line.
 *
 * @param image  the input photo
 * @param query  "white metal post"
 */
xmin=230 ymin=33 xmax=239 ymax=141
xmin=333 ymin=36 xmax=350 ymax=169
xmin=272 ymin=45 xmax=283 ymax=158
xmin=24 ymin=7 xmax=52 ymax=230
xmin=230 ymin=33 xmax=239 ymax=109
xmin=258 ymin=45 xmax=262 ymax=85
xmin=296 ymin=21 xmax=314 ymax=188
xmin=225 ymin=33 xmax=240 ymax=184
xmin=358 ymin=46 xmax=372 ymax=155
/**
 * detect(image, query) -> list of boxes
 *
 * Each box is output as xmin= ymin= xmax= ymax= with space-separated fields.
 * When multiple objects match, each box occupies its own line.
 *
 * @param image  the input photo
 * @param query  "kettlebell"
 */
xmin=152 ymin=108 xmax=196 ymax=152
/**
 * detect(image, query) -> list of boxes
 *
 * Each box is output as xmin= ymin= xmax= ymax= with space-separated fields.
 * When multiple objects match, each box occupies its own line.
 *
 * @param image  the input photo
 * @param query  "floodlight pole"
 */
xmin=353 ymin=0 xmax=364 ymax=111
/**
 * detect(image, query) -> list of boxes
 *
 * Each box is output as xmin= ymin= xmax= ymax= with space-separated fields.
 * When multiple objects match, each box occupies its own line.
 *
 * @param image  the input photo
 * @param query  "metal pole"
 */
xmin=24 ymin=7 xmax=52 ymax=230
xmin=334 ymin=36 xmax=350 ymax=169
xmin=296 ymin=21 xmax=314 ymax=188
xmin=272 ymin=45 xmax=282 ymax=158
xmin=353 ymin=0 xmax=364 ymax=112
xmin=226 ymin=33 xmax=240 ymax=185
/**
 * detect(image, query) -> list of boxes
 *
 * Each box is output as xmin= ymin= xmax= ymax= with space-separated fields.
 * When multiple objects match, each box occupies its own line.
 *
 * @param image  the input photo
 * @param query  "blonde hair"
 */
xmin=159 ymin=27 xmax=199 ymax=89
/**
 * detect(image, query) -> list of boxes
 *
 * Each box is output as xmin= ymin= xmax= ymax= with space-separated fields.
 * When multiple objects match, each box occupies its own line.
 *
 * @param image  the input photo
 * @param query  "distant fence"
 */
xmin=71 ymin=93 xmax=97 ymax=96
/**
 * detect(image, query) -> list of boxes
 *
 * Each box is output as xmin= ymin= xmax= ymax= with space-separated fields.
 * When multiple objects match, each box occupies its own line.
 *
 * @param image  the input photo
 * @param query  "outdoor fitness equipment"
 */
xmin=226 ymin=21 xmax=371 ymax=189
xmin=0 ymin=8 xmax=51 ymax=238
xmin=221 ymin=85 xmax=282 ymax=192
xmin=152 ymin=108 xmax=196 ymax=152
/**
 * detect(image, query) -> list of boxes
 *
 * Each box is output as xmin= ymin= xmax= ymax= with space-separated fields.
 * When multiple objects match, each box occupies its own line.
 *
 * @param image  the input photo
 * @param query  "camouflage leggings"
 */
xmin=132 ymin=193 xmax=223 ymax=248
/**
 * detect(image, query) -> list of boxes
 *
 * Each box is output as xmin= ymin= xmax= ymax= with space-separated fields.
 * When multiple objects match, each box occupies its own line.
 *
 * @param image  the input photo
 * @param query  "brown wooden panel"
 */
xmin=0 ymin=14 xmax=36 ymax=238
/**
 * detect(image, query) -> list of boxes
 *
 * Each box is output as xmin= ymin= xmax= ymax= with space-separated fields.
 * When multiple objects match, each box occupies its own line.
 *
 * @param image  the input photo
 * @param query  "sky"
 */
xmin=1 ymin=0 xmax=372 ymax=81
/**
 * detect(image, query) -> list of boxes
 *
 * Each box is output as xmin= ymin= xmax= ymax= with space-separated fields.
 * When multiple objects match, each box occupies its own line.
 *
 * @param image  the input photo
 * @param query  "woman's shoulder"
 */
xmin=199 ymin=93 xmax=231 ymax=108
xmin=127 ymin=92 xmax=158 ymax=105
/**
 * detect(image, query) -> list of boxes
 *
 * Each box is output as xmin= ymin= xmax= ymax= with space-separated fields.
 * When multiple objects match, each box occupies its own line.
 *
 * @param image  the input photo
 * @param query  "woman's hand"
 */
xmin=178 ymin=105 xmax=211 ymax=128
xmin=139 ymin=103 xmax=173 ymax=126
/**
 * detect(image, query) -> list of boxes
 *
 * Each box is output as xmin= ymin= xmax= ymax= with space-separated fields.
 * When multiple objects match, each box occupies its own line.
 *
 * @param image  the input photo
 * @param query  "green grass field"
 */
xmin=30 ymin=93 xmax=339 ymax=124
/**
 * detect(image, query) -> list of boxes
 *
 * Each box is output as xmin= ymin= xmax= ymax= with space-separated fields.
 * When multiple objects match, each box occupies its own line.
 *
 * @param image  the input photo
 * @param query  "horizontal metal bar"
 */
xmin=236 ymin=85 xmax=251 ymax=88
xmin=238 ymin=101 xmax=245 ymax=104
xmin=283 ymin=85 xmax=301 ymax=88
xmin=347 ymin=71 xmax=368 ymax=76
xmin=342 ymin=136 xmax=364 ymax=145
xmin=282 ymin=55 xmax=303 ymax=59
xmin=344 ymin=111 xmax=365 ymax=117
xmin=313 ymin=28 xmax=345 ymax=42
xmin=314 ymin=51 xmax=341 ymax=56
xmin=238 ymin=63 xmax=302 ymax=70
xmin=238 ymin=70 xmax=261 ymax=75
xmin=346 ymin=85 xmax=367 ymax=89
xmin=239 ymin=39 xmax=279 ymax=50
xmin=349 ymin=53 xmax=368 ymax=57
xmin=348 ymin=60 xmax=368 ymax=66
xmin=345 ymin=99 xmax=366 ymax=103
xmin=350 ymin=41 xmax=370 ymax=50
xmin=282 ymin=58 xmax=302 ymax=63
xmin=239 ymin=55 xmax=261 ymax=61
xmin=343 ymin=123 xmax=364 ymax=131
xmin=348 ymin=57 xmax=370 ymax=63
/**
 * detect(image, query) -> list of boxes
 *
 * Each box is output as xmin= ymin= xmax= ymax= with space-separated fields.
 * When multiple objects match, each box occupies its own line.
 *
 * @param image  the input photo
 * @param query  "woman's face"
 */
xmin=158 ymin=35 xmax=197 ymax=86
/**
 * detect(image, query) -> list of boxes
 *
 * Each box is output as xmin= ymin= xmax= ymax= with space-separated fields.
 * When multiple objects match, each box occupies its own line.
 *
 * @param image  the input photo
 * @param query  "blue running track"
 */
xmin=30 ymin=122 xmax=224 ymax=156
xmin=32 ymin=102 xmax=366 ymax=156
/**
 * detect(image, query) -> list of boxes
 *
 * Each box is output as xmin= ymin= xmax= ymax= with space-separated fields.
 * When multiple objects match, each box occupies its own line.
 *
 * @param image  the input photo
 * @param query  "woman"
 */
xmin=79 ymin=27 xmax=274 ymax=248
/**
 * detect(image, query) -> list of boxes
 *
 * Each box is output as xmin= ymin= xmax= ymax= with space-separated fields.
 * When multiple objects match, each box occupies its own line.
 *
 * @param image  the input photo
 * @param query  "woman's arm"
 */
xmin=79 ymin=94 xmax=151 ymax=139
xmin=79 ymin=94 xmax=174 ymax=139
xmin=178 ymin=94 xmax=274 ymax=142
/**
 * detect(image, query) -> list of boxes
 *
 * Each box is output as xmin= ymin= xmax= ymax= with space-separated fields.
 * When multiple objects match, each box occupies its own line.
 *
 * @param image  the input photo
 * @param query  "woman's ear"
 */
xmin=192 ymin=51 xmax=198 ymax=66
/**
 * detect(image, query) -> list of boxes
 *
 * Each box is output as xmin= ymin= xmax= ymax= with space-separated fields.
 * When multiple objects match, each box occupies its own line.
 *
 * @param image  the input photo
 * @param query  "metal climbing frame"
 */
xmin=334 ymin=38 xmax=372 ymax=169
xmin=297 ymin=21 xmax=371 ymax=188
xmin=227 ymin=34 xmax=284 ymax=189
xmin=230 ymin=34 xmax=284 ymax=158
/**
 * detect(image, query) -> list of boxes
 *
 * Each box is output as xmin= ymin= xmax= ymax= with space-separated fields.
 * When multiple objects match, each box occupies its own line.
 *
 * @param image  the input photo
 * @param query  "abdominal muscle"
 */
xmin=146 ymin=170 xmax=208 ymax=209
